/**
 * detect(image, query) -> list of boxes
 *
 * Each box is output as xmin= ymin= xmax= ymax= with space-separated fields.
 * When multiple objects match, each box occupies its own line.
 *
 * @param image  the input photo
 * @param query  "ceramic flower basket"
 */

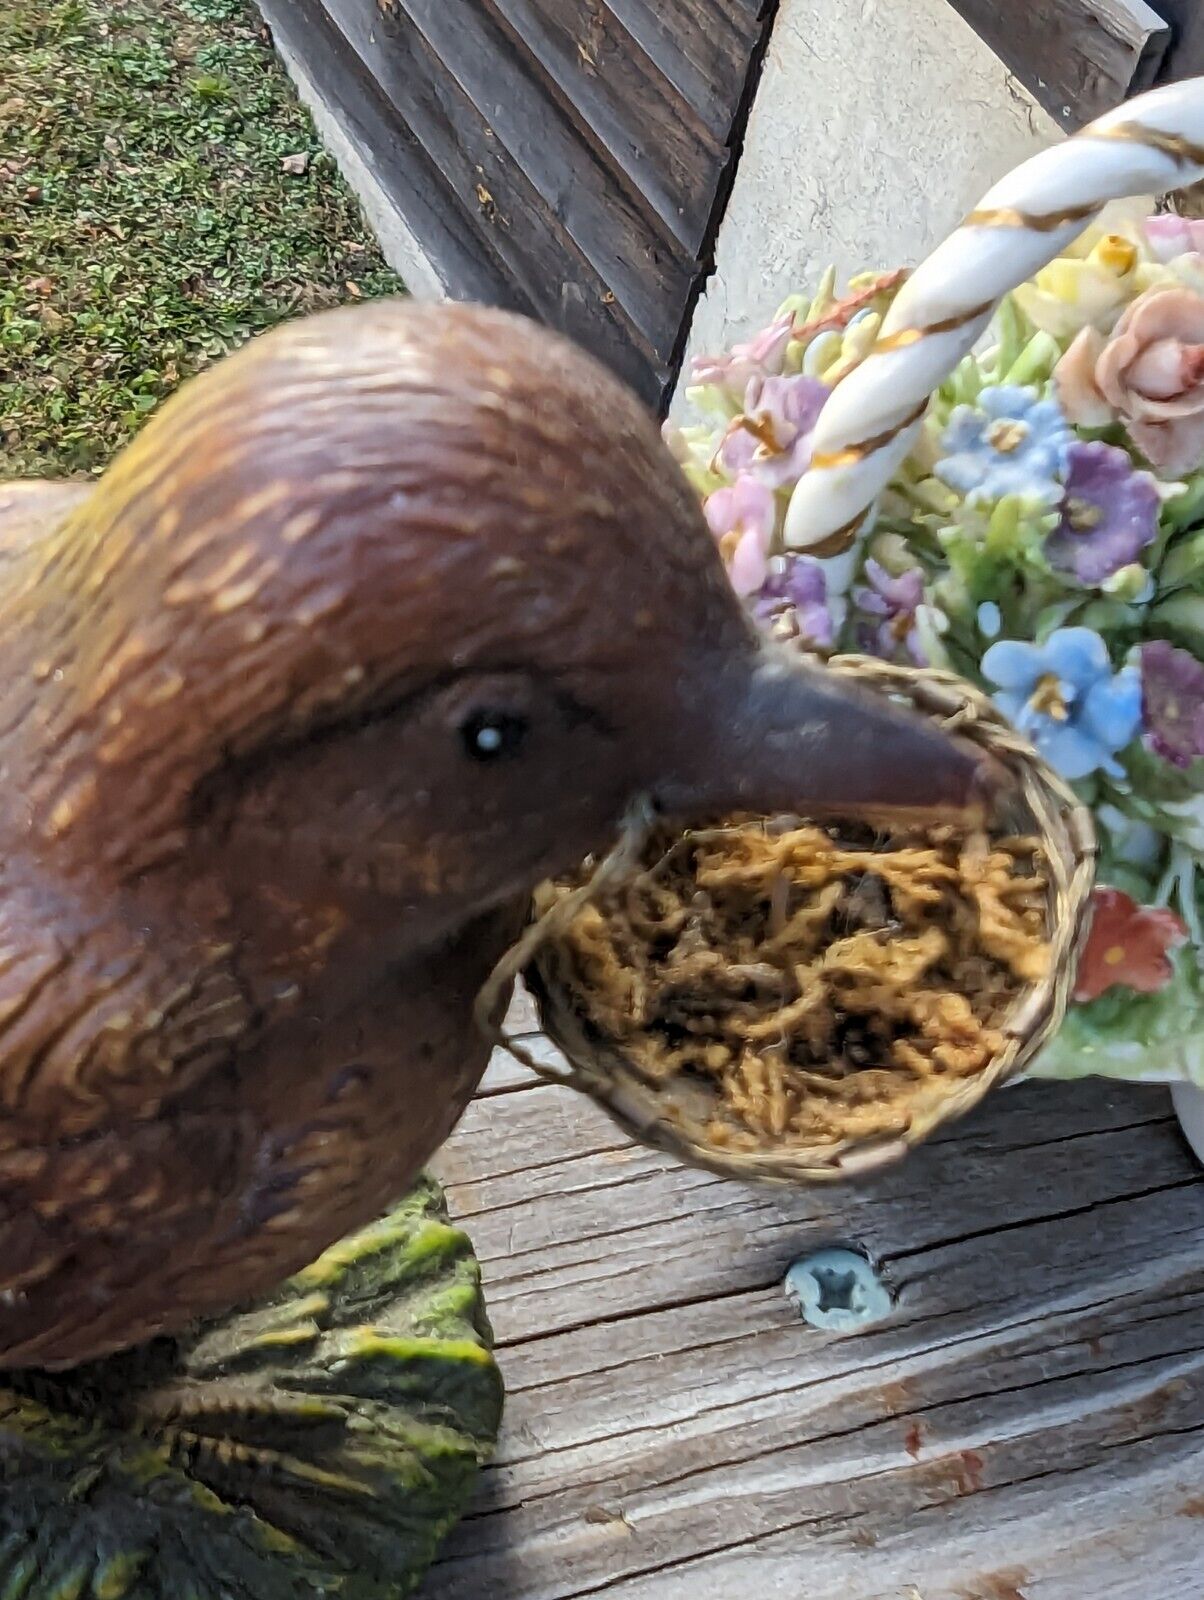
xmin=526 ymin=80 xmax=1204 ymax=1172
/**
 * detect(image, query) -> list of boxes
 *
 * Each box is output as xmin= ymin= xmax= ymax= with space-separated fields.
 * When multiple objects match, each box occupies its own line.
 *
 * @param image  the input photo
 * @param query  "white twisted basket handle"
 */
xmin=784 ymin=77 xmax=1204 ymax=570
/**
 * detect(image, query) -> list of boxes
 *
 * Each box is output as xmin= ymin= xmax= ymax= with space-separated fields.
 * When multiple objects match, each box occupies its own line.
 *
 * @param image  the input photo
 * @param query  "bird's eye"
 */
xmin=460 ymin=708 xmax=529 ymax=762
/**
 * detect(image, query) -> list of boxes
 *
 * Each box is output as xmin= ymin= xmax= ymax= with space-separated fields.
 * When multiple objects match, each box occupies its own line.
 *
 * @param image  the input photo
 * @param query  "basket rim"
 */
xmin=522 ymin=656 xmax=1098 ymax=1187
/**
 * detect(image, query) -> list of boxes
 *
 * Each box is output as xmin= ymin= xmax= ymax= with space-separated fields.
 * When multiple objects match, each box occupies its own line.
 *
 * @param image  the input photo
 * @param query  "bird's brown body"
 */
xmin=0 ymin=302 xmax=987 ymax=1371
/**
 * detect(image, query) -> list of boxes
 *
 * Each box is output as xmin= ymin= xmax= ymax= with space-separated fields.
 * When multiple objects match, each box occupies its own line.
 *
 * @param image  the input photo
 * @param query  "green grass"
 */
xmin=1 ymin=0 xmax=402 ymax=477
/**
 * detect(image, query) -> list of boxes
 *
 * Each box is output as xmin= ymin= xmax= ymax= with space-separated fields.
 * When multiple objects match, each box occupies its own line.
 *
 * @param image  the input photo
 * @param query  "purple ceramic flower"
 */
xmin=853 ymin=558 xmax=927 ymax=664
xmin=692 ymin=314 xmax=794 ymax=402
xmin=751 ymin=556 xmax=834 ymax=649
xmin=1046 ymin=441 xmax=1159 ymax=585
xmin=717 ymin=374 xmax=829 ymax=489
xmin=1141 ymin=640 xmax=1204 ymax=767
xmin=704 ymin=475 xmax=776 ymax=596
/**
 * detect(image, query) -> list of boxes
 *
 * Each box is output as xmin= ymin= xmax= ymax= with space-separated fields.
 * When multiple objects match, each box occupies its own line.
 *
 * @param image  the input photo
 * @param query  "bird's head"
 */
xmin=17 ymin=302 xmax=989 ymax=952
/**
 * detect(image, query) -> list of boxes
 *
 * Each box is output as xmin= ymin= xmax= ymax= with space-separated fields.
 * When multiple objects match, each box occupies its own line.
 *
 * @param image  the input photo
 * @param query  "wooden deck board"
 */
xmin=391 ymin=0 xmax=690 ymax=359
xmin=426 ymin=995 xmax=1203 ymax=1597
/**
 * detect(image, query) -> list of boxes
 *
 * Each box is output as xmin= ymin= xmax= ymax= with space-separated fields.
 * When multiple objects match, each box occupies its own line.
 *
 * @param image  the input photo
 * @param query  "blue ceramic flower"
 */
xmin=937 ymin=385 xmax=1073 ymax=506
xmin=982 ymin=627 xmax=1142 ymax=780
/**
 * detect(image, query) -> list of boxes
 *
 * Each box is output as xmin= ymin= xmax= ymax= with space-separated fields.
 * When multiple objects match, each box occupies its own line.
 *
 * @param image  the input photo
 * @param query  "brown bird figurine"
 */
xmin=0 ymin=301 xmax=985 ymax=1596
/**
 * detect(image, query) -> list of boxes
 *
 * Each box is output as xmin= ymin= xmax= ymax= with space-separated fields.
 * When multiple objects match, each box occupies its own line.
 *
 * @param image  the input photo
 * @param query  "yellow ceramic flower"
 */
xmin=1013 ymin=234 xmax=1152 ymax=338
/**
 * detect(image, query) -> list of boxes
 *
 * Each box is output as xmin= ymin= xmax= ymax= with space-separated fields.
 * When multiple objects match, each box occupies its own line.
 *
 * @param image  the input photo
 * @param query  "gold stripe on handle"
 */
xmin=804 ymin=512 xmax=868 ymax=558
xmin=873 ymin=298 xmax=998 ymax=354
xmin=809 ymin=396 xmax=931 ymax=471
xmin=963 ymin=200 xmax=1100 ymax=233
xmin=1095 ymin=119 xmax=1204 ymax=167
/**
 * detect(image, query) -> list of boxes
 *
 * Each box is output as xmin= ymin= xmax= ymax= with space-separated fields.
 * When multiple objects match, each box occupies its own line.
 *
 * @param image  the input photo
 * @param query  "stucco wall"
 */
xmin=674 ymin=0 xmax=1062 ymax=402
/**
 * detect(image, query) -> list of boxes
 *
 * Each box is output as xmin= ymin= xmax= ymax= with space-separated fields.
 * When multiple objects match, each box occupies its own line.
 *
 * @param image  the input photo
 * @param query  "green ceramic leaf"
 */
xmin=0 ymin=1177 xmax=502 ymax=1599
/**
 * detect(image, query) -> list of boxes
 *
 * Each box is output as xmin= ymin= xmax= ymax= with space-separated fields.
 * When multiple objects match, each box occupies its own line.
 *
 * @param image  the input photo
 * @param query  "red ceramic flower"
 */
xmin=1073 ymin=887 xmax=1188 ymax=1003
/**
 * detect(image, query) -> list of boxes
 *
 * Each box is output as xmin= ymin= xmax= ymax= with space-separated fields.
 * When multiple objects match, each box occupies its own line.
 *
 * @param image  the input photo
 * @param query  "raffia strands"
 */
xmin=518 ymin=659 xmax=1097 ymax=1186
xmin=784 ymin=77 xmax=1204 ymax=575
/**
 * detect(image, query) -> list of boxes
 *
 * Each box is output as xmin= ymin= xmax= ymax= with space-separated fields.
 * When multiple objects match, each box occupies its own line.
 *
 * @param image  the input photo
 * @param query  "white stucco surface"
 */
xmin=673 ymin=0 xmax=1062 ymax=404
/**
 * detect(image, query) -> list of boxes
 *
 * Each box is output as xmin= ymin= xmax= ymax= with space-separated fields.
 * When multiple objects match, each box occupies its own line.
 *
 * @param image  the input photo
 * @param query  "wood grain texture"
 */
xmin=486 ymin=0 xmax=727 ymax=252
xmin=430 ymin=1006 xmax=1203 ymax=1597
xmin=948 ymin=0 xmax=1170 ymax=127
xmin=383 ymin=0 xmax=689 ymax=362
xmin=263 ymin=0 xmax=776 ymax=407
xmin=260 ymin=0 xmax=533 ymax=314
xmin=587 ymin=0 xmax=765 ymax=141
xmin=277 ymin=0 xmax=673 ymax=401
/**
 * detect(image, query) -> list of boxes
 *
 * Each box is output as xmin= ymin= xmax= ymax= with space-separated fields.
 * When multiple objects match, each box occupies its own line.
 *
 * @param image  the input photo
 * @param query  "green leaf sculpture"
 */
xmin=0 ymin=1177 xmax=501 ymax=1599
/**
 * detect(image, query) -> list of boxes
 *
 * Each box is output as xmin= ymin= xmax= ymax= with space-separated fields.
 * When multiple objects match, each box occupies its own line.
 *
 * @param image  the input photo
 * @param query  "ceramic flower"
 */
xmin=1073 ymin=886 xmax=1188 ymax=1002
xmin=691 ymin=313 xmax=793 ymax=406
xmin=1011 ymin=234 xmax=1142 ymax=339
xmin=853 ymin=558 xmax=927 ymax=664
xmin=792 ymin=269 xmax=907 ymax=343
xmin=1143 ymin=214 xmax=1204 ymax=264
xmin=1141 ymin=640 xmax=1204 ymax=768
xmin=704 ymin=475 xmax=776 ymax=596
xmin=936 ymin=386 xmax=1073 ymax=506
xmin=982 ymin=627 xmax=1142 ymax=780
xmin=750 ymin=556 xmax=833 ymax=649
xmin=1045 ymin=441 xmax=1159 ymax=585
xmin=1055 ymin=286 xmax=1204 ymax=476
xmin=801 ymin=308 xmax=881 ymax=385
xmin=716 ymin=373 xmax=828 ymax=489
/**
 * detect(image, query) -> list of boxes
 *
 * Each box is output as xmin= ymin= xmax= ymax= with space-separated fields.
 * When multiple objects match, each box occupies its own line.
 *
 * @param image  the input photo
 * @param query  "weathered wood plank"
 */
xmin=259 ymin=0 xmax=536 ymax=312
xmin=427 ymin=1070 xmax=1202 ymax=1596
xmin=601 ymin=0 xmax=766 ymax=139
xmin=431 ymin=1300 xmax=1201 ymax=1599
xmin=948 ymin=0 xmax=1171 ymax=127
xmin=478 ymin=983 xmax=561 ymax=1093
xmin=311 ymin=0 xmax=672 ymax=401
xmin=435 ymin=1077 xmax=1198 ymax=1342
xmin=488 ymin=0 xmax=728 ymax=253
xmin=486 ymin=1212 xmax=1202 ymax=1465
xmin=385 ymin=0 xmax=692 ymax=368
xmin=266 ymin=0 xmax=775 ymax=406
xmin=611 ymin=1484 xmax=1203 ymax=1600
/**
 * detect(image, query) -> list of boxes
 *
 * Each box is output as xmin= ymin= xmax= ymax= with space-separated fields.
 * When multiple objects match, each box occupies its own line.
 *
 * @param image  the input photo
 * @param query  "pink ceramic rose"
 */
xmin=1143 ymin=213 xmax=1204 ymax=263
xmin=1055 ymin=286 xmax=1204 ymax=476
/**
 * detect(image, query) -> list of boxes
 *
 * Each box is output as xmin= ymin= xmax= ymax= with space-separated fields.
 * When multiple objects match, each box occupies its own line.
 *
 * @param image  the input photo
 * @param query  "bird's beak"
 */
xmin=653 ymin=641 xmax=999 ymax=827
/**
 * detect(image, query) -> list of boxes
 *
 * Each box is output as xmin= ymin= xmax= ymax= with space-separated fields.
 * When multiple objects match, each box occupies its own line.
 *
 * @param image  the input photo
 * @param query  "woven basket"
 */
xmin=524 ymin=655 xmax=1098 ymax=1185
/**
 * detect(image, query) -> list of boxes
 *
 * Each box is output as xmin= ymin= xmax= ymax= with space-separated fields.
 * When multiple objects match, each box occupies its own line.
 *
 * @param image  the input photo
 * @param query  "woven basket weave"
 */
xmin=525 ymin=656 xmax=1098 ymax=1185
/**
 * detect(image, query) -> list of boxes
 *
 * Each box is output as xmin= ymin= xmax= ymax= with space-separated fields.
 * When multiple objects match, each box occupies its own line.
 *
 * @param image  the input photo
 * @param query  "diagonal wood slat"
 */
xmin=261 ymin=0 xmax=777 ymax=407
xmin=947 ymin=0 xmax=1171 ymax=127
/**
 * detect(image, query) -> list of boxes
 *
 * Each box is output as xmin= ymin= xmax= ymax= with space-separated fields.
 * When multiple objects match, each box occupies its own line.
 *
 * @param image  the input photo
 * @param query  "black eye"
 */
xmin=460 ymin=709 xmax=529 ymax=762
